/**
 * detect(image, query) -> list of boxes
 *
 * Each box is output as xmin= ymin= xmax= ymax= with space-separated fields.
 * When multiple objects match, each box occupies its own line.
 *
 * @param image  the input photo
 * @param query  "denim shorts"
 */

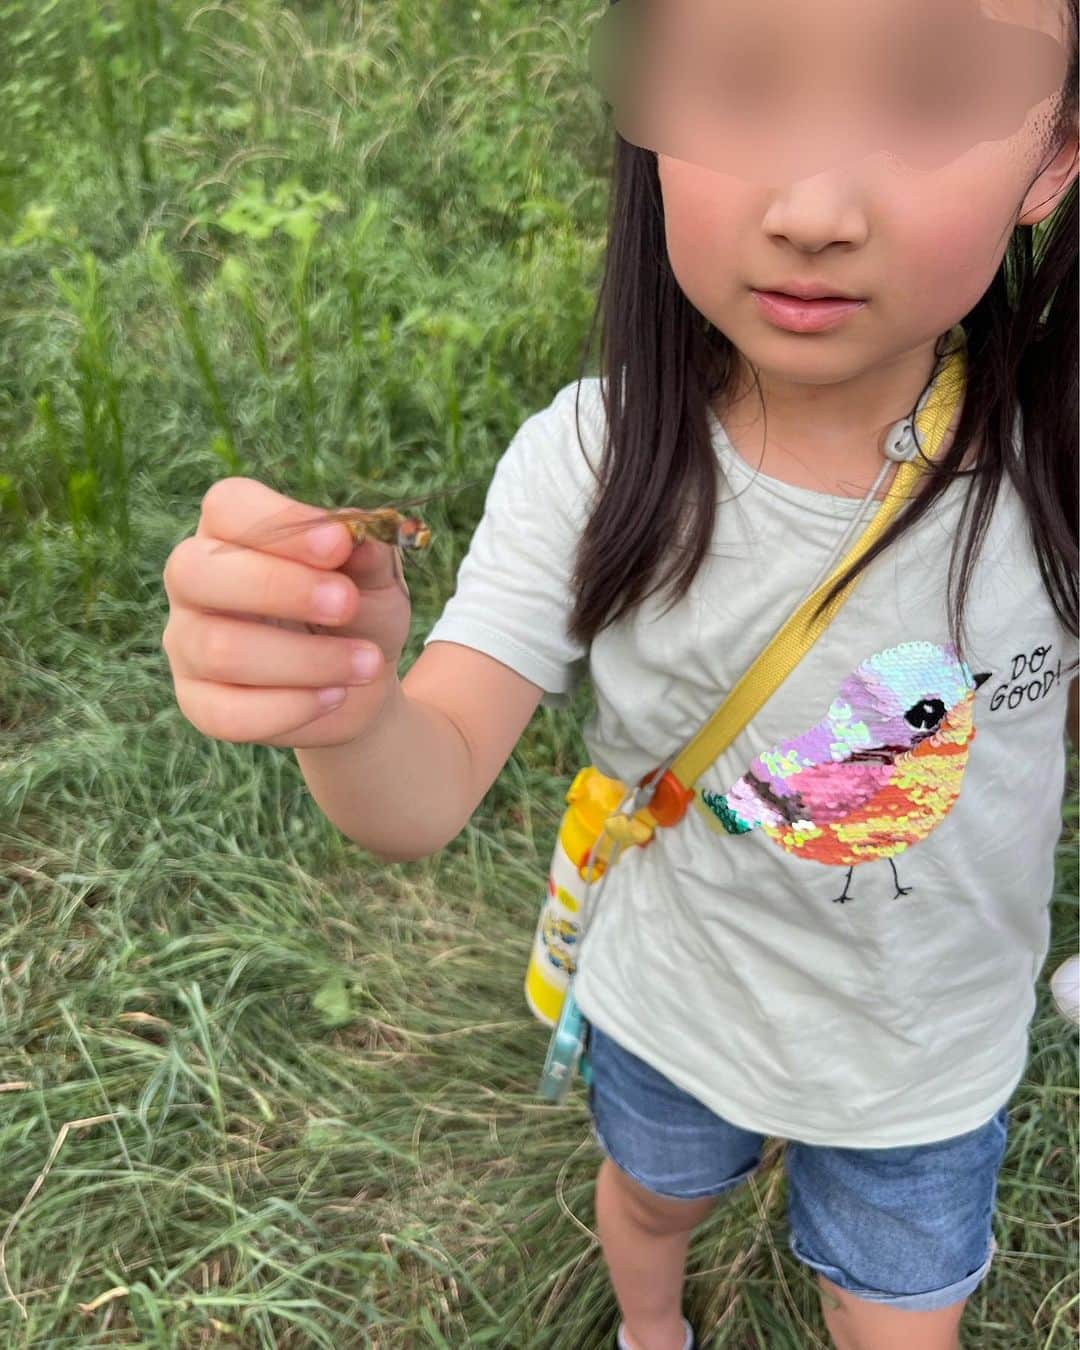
xmin=583 ymin=1022 xmax=1010 ymax=1314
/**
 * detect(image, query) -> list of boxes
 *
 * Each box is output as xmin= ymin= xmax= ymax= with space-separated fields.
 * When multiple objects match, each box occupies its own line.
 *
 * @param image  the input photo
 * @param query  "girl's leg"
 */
xmin=594 ymin=1155 xmax=718 ymax=1350
xmin=817 ymin=1273 xmax=967 ymax=1350
xmin=787 ymin=1105 xmax=1007 ymax=1350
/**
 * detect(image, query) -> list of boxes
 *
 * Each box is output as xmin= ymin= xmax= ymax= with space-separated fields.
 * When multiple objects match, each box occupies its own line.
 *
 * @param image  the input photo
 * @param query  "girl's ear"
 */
xmin=1016 ymin=121 xmax=1079 ymax=226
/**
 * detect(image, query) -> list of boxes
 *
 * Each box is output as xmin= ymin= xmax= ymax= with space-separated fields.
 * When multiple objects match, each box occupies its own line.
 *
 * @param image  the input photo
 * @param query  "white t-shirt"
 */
xmin=422 ymin=376 xmax=1075 ymax=1146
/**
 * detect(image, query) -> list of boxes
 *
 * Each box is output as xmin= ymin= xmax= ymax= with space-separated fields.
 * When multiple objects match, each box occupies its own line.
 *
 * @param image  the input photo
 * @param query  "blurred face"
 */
xmin=592 ymin=0 xmax=1078 ymax=469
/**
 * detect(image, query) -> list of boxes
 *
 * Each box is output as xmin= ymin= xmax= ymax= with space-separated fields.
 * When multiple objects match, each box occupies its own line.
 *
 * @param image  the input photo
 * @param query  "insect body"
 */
xmin=301 ymin=506 xmax=432 ymax=551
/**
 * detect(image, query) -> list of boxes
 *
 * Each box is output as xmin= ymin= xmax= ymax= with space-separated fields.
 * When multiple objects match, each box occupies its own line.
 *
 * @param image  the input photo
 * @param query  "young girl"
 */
xmin=162 ymin=2 xmax=1079 ymax=1347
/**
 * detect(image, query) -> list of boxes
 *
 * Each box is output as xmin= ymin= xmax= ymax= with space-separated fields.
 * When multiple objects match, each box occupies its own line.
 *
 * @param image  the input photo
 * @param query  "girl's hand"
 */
xmin=161 ymin=477 xmax=413 ymax=748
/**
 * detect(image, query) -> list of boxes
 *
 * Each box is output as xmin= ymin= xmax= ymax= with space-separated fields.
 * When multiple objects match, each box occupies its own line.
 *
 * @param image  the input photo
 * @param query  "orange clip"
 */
xmin=638 ymin=768 xmax=695 ymax=829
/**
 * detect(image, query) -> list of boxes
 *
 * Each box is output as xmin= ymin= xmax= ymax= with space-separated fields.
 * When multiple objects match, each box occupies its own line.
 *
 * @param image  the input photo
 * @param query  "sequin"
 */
xmin=699 ymin=641 xmax=980 ymax=873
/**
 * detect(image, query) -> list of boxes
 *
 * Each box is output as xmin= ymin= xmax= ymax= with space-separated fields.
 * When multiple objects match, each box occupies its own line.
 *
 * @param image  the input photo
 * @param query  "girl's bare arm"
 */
xmin=294 ymin=642 xmax=545 ymax=862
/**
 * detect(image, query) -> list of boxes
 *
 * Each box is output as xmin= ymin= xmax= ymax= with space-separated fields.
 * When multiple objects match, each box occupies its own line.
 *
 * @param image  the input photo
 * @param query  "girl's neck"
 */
xmin=714 ymin=401 xmax=973 ymax=500
xmin=711 ymin=337 xmax=974 ymax=498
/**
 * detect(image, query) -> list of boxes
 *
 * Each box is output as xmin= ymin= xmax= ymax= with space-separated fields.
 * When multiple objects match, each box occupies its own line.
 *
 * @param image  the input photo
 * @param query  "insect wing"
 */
xmin=211 ymin=506 xmax=376 ymax=555
xmin=209 ymin=476 xmax=484 ymax=555
xmin=361 ymin=477 xmax=486 ymax=513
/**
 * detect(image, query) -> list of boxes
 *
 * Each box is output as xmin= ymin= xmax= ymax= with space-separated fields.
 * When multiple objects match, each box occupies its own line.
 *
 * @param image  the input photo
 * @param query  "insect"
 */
xmin=214 ymin=479 xmax=484 ymax=561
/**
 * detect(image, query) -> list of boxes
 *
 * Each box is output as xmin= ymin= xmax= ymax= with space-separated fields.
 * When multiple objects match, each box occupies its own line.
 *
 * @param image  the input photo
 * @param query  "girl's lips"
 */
xmin=751 ymin=289 xmax=867 ymax=333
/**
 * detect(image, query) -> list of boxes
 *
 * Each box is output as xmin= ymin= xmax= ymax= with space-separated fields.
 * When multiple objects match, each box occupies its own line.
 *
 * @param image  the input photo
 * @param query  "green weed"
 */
xmin=0 ymin=2 xmax=1075 ymax=1346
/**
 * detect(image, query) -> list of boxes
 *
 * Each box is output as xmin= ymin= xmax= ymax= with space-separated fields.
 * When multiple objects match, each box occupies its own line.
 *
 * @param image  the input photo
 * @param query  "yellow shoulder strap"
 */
xmin=664 ymin=329 xmax=967 ymax=808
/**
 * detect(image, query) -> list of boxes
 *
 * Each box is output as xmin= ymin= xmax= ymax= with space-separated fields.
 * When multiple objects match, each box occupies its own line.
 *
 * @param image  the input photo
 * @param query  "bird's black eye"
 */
xmin=904 ymin=697 xmax=947 ymax=731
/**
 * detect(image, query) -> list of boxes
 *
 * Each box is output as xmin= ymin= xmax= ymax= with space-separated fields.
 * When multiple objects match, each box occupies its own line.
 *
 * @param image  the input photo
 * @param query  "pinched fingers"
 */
xmin=168 ymin=674 xmax=356 ymax=746
xmin=164 ymin=534 xmax=359 ymax=628
xmin=160 ymin=607 xmax=388 ymax=744
xmin=165 ymin=611 xmax=383 ymax=690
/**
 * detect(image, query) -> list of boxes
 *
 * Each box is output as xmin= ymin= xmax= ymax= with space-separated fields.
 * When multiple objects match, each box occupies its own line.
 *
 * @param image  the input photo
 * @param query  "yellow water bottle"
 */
xmin=524 ymin=766 xmax=634 ymax=1028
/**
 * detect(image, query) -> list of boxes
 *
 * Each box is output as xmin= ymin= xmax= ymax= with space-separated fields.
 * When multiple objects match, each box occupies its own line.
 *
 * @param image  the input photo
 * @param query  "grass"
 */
xmin=0 ymin=1 xmax=1076 ymax=1345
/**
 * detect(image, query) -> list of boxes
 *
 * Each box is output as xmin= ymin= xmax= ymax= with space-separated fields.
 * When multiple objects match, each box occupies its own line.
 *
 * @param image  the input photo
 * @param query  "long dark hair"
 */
xmin=567 ymin=5 xmax=1079 ymax=676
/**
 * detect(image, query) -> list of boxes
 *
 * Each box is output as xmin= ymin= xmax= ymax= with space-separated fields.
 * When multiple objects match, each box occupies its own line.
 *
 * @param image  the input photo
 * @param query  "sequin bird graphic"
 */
xmin=698 ymin=641 xmax=991 ymax=902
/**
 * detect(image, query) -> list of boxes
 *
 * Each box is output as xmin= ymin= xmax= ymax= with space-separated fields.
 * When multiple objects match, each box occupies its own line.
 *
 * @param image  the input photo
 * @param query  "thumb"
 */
xmin=338 ymin=535 xmax=408 ymax=594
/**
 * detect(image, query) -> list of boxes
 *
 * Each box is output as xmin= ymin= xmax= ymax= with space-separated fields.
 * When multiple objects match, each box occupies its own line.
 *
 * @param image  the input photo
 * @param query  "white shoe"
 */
xmin=1049 ymin=955 xmax=1080 ymax=1025
xmin=616 ymin=1316 xmax=695 ymax=1350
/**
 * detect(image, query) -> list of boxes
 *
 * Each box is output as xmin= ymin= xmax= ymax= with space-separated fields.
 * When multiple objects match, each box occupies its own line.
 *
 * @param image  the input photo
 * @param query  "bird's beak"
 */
xmin=973 ymin=671 xmax=992 ymax=689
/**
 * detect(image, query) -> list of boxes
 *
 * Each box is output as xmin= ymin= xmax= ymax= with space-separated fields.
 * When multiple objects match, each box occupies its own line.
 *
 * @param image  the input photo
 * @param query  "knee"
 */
xmin=816 ymin=1273 xmax=966 ymax=1350
xmin=597 ymin=1156 xmax=719 ymax=1237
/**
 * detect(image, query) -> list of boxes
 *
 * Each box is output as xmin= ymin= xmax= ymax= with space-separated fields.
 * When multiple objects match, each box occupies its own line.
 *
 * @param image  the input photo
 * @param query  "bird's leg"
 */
xmin=888 ymin=858 xmax=913 ymax=899
xmin=831 ymin=867 xmax=855 ymax=904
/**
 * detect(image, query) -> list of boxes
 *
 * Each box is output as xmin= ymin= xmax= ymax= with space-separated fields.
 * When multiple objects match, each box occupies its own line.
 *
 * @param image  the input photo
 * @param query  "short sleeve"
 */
xmin=422 ymin=380 xmax=602 ymax=710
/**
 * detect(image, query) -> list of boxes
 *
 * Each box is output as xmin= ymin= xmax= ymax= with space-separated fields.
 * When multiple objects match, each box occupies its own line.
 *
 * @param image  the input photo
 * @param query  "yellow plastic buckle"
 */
xmin=602 ymin=813 xmax=655 ymax=848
